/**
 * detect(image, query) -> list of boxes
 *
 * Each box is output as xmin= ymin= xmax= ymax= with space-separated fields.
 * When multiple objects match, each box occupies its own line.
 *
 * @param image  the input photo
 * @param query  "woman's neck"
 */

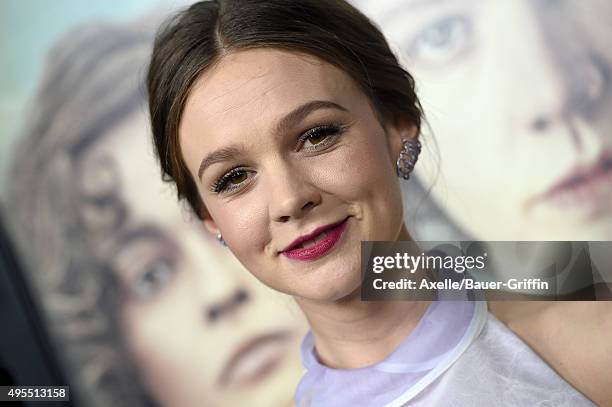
xmin=295 ymin=223 xmax=431 ymax=369
xmin=296 ymin=291 xmax=431 ymax=369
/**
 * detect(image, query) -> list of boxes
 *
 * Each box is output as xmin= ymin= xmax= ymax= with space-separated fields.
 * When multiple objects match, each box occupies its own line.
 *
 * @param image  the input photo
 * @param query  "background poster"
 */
xmin=0 ymin=1 xmax=610 ymax=406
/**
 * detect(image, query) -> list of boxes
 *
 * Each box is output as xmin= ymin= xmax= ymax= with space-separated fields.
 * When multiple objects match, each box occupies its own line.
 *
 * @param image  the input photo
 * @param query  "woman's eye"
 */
xmin=211 ymin=125 xmax=343 ymax=193
xmin=228 ymin=171 xmax=247 ymax=185
xmin=300 ymin=124 xmax=343 ymax=150
xmin=408 ymin=15 xmax=472 ymax=66
xmin=212 ymin=168 xmax=251 ymax=193
xmin=131 ymin=257 xmax=176 ymax=299
xmin=306 ymin=132 xmax=326 ymax=146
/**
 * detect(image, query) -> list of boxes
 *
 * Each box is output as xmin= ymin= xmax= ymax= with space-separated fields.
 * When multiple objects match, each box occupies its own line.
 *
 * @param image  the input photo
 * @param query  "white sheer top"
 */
xmin=296 ymin=298 xmax=593 ymax=406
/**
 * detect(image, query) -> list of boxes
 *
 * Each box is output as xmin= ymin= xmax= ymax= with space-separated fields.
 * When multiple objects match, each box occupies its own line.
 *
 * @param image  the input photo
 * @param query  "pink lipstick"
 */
xmin=217 ymin=331 xmax=292 ymax=389
xmin=281 ymin=218 xmax=348 ymax=261
xmin=542 ymin=151 xmax=612 ymax=211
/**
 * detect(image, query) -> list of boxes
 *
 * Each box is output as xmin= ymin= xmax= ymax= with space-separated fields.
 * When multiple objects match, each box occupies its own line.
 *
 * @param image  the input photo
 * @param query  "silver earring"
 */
xmin=396 ymin=138 xmax=421 ymax=180
xmin=216 ymin=232 xmax=226 ymax=246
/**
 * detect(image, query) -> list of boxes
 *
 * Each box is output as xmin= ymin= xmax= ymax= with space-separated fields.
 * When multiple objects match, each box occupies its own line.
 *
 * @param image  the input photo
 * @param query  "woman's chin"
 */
xmin=275 ymin=224 xmax=364 ymax=302
xmin=291 ymin=266 xmax=363 ymax=303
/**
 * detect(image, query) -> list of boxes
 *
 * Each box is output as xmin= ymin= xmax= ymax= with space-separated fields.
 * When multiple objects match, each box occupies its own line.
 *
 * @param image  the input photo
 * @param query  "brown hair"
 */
xmin=147 ymin=0 xmax=423 ymax=219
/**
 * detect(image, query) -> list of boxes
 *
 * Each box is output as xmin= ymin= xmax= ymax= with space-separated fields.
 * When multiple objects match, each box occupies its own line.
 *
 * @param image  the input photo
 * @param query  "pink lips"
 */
xmin=217 ymin=331 xmax=292 ymax=389
xmin=542 ymin=151 xmax=612 ymax=210
xmin=281 ymin=218 xmax=348 ymax=261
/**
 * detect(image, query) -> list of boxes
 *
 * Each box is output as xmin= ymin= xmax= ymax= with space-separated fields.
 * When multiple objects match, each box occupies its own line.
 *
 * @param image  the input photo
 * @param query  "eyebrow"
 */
xmin=197 ymin=145 xmax=244 ymax=181
xmin=197 ymin=100 xmax=348 ymax=181
xmin=115 ymin=224 xmax=168 ymax=250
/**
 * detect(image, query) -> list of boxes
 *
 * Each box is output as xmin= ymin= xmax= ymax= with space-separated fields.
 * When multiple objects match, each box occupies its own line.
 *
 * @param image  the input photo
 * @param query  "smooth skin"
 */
xmin=83 ymin=110 xmax=307 ymax=407
xmin=179 ymin=48 xmax=431 ymax=369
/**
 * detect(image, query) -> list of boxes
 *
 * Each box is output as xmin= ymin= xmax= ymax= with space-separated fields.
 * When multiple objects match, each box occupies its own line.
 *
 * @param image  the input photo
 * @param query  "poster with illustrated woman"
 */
xmin=4 ymin=16 xmax=307 ymax=407
xmin=357 ymin=1 xmax=612 ymax=403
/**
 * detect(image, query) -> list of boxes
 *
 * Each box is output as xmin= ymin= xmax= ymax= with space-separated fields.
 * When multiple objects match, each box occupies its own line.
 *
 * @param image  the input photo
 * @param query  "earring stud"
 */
xmin=396 ymin=138 xmax=421 ymax=180
xmin=216 ymin=232 xmax=226 ymax=246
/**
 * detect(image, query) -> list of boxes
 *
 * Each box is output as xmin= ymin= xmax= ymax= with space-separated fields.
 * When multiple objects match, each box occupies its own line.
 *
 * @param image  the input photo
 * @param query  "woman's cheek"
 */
xmin=310 ymin=153 xmax=356 ymax=195
xmin=314 ymin=139 xmax=388 ymax=200
xmin=217 ymin=195 xmax=268 ymax=260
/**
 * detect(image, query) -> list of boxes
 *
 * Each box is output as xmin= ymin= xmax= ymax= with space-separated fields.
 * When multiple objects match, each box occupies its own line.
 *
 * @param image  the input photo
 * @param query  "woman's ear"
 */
xmin=198 ymin=205 xmax=220 ymax=236
xmin=202 ymin=215 xmax=220 ymax=237
xmin=384 ymin=116 xmax=419 ymax=162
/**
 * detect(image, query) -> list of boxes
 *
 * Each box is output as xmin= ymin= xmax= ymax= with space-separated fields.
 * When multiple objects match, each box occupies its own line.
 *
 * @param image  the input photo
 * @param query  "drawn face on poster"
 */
xmin=359 ymin=0 xmax=612 ymax=240
xmin=84 ymin=110 xmax=306 ymax=406
xmin=4 ymin=22 xmax=307 ymax=407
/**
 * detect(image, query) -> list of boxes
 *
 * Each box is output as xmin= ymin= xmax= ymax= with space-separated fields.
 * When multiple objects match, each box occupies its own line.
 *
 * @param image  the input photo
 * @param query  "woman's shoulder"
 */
xmin=490 ymin=301 xmax=612 ymax=406
xmin=408 ymin=308 xmax=594 ymax=406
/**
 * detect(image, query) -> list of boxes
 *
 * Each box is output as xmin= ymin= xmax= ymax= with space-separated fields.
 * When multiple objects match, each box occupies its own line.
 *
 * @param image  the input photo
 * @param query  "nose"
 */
xmin=524 ymin=47 xmax=609 ymax=138
xmin=182 ymin=230 xmax=252 ymax=324
xmin=562 ymin=53 xmax=609 ymax=120
xmin=267 ymin=161 xmax=322 ymax=223
xmin=200 ymin=257 xmax=251 ymax=324
xmin=205 ymin=288 xmax=250 ymax=323
xmin=517 ymin=2 xmax=610 ymax=141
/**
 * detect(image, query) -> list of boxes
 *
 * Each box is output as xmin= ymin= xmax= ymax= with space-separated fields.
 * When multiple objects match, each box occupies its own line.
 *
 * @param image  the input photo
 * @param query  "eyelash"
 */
xmin=297 ymin=124 xmax=345 ymax=150
xmin=210 ymin=123 xmax=345 ymax=193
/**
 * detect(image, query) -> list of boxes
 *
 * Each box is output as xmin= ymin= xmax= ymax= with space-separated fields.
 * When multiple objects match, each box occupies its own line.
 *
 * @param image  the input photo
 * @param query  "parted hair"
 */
xmin=147 ymin=0 xmax=423 ymax=219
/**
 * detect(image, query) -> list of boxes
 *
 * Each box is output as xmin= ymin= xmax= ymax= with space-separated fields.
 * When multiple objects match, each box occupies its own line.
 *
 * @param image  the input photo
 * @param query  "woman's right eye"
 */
xmin=211 ymin=168 xmax=252 ymax=193
xmin=130 ymin=257 xmax=176 ymax=300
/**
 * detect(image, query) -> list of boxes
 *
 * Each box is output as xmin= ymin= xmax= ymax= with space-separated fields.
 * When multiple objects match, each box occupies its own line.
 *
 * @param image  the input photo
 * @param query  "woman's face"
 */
xmin=83 ymin=110 xmax=307 ymax=407
xmin=361 ymin=0 xmax=612 ymax=240
xmin=179 ymin=49 xmax=414 ymax=302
